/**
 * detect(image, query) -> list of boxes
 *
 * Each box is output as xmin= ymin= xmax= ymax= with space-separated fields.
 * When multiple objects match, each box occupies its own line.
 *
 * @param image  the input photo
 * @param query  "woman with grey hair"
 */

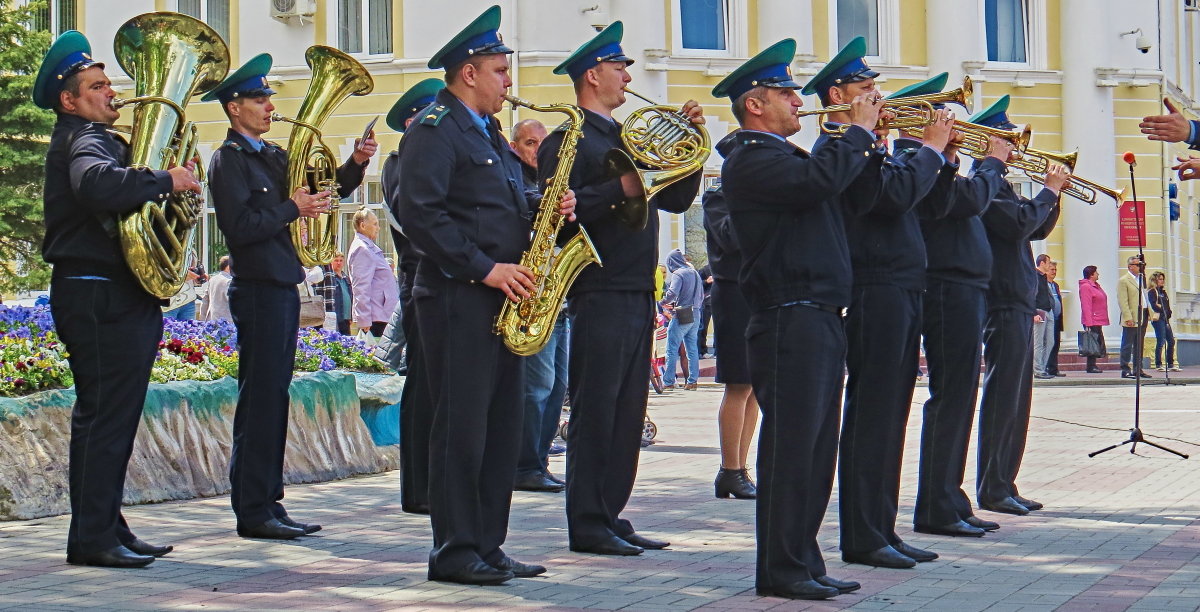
xmin=347 ymin=207 xmax=398 ymax=343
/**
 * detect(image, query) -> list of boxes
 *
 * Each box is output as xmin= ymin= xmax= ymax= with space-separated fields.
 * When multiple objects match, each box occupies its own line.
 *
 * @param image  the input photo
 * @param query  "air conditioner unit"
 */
xmin=1186 ymin=0 xmax=1199 ymax=12
xmin=271 ymin=0 xmax=317 ymax=22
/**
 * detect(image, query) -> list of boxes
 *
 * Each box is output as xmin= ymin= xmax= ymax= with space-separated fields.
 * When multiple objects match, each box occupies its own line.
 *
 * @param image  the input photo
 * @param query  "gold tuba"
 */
xmin=494 ymin=95 xmax=602 ymax=356
xmin=604 ymin=88 xmax=712 ymax=231
xmin=111 ymin=12 xmax=230 ymax=298
xmin=272 ymin=46 xmax=374 ymax=266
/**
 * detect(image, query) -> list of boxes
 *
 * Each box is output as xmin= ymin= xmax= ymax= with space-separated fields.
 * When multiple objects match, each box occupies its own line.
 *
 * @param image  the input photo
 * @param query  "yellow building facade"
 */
xmin=50 ymin=0 xmax=1200 ymax=357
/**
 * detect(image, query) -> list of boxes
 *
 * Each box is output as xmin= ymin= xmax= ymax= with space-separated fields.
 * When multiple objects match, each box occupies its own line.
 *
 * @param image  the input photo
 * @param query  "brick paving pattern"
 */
xmin=2 ymin=375 xmax=1200 ymax=611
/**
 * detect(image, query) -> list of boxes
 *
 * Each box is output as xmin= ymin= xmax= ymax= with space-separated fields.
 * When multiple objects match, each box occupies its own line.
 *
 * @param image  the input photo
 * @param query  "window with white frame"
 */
xmin=24 ymin=0 xmax=76 ymax=35
xmin=676 ymin=0 xmax=731 ymax=54
xmin=985 ymin=0 xmax=1028 ymax=63
xmin=836 ymin=0 xmax=879 ymax=57
xmin=177 ymin=0 xmax=230 ymax=42
xmin=337 ymin=0 xmax=392 ymax=56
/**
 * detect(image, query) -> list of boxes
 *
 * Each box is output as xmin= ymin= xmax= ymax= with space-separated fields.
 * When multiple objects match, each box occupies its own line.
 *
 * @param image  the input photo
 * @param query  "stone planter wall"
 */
xmin=0 ymin=371 xmax=398 ymax=521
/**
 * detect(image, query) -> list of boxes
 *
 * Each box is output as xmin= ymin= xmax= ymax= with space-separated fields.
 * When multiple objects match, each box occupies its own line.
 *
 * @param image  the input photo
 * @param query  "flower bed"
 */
xmin=0 ymin=306 xmax=387 ymax=397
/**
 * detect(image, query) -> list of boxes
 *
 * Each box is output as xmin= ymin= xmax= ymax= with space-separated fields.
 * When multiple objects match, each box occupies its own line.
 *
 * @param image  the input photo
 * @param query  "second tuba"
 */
xmin=112 ymin=12 xmax=230 ymax=298
xmin=604 ymin=88 xmax=711 ymax=231
xmin=273 ymin=46 xmax=374 ymax=267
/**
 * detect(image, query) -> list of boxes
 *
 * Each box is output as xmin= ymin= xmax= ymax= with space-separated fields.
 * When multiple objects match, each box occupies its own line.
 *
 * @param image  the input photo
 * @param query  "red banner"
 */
xmin=1118 ymin=200 xmax=1146 ymax=248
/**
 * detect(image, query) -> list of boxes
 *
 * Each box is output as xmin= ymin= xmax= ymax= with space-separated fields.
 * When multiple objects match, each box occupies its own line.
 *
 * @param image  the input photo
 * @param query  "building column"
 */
xmin=1061 ymin=0 xmax=1119 ymax=340
xmin=925 ymin=0 xmax=982 ymax=88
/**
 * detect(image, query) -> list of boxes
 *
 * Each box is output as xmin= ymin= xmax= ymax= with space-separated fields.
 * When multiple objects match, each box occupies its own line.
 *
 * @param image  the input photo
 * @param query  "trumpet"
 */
xmin=949 ymin=121 xmax=1033 ymax=160
xmin=1013 ymin=148 xmax=1126 ymax=205
xmin=796 ymin=77 xmax=973 ymax=134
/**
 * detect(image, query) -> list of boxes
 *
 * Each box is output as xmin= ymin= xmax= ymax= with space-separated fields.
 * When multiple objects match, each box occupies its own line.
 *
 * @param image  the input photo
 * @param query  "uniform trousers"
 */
xmin=415 ymin=275 xmax=523 ymax=575
xmin=915 ymin=281 xmax=986 ymax=527
xmin=565 ymin=290 xmax=654 ymax=546
xmin=228 ymin=278 xmax=300 ymax=526
xmin=977 ymin=308 xmax=1034 ymax=504
xmin=839 ymin=285 xmax=922 ymax=554
xmin=750 ymin=304 xmax=845 ymax=589
xmin=53 ymin=274 xmax=162 ymax=555
xmin=399 ymin=287 xmax=432 ymax=511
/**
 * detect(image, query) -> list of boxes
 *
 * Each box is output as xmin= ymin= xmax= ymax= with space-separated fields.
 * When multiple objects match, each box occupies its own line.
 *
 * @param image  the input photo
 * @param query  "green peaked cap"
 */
xmin=386 ymin=78 xmax=446 ymax=132
xmin=711 ymin=38 xmax=800 ymax=100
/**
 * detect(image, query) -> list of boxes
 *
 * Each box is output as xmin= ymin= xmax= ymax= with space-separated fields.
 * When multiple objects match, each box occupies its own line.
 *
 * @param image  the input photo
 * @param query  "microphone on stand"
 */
xmin=1123 ymin=151 xmax=1137 ymax=167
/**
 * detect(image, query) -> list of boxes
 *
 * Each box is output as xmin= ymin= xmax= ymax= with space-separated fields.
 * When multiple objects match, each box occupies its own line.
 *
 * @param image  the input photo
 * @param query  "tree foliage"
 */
xmin=0 ymin=1 xmax=53 ymax=294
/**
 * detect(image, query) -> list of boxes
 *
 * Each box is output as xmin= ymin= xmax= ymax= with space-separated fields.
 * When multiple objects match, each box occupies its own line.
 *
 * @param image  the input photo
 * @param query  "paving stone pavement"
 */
xmin=2 ymin=382 xmax=1200 ymax=611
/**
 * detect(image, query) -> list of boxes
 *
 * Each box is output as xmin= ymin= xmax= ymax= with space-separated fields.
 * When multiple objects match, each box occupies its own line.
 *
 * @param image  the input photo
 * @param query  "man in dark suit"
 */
xmin=382 ymin=77 xmax=444 ymax=515
xmin=909 ymin=107 xmax=1013 ymax=540
xmin=36 ymin=30 xmax=201 ymax=569
xmin=972 ymin=97 xmax=1069 ymax=517
xmin=716 ymin=38 xmax=883 ymax=600
xmin=395 ymin=6 xmax=575 ymax=585
xmin=207 ymin=53 xmax=376 ymax=540
xmin=807 ymin=49 xmax=954 ymax=570
xmin=1046 ymin=261 xmax=1065 ymax=376
xmin=539 ymin=21 xmax=703 ymax=557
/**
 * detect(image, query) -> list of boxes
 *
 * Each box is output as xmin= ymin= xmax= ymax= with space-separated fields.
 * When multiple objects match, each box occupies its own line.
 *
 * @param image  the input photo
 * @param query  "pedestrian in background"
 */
xmin=661 ymin=249 xmax=703 ymax=390
xmin=1147 ymin=271 xmax=1179 ymax=372
xmin=201 ymin=256 xmax=233 ymax=322
xmin=347 ymin=207 xmax=399 ymax=344
xmin=1078 ymin=265 xmax=1108 ymax=374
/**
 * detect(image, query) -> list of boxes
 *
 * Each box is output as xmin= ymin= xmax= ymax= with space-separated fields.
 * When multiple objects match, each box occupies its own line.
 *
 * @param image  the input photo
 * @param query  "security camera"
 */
xmin=1121 ymin=29 xmax=1152 ymax=54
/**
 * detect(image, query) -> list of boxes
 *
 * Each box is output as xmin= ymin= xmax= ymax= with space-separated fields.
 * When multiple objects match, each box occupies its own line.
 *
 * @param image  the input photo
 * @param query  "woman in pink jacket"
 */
xmin=347 ymin=208 xmax=399 ymax=343
xmin=1078 ymin=265 xmax=1109 ymax=373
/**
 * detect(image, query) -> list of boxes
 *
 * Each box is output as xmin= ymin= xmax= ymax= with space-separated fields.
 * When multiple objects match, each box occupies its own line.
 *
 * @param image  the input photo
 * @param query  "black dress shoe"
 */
xmin=237 ymin=518 xmax=305 ymax=540
xmin=1137 ymin=371 xmax=1153 ymax=378
xmin=914 ymin=520 xmax=985 ymax=538
xmin=964 ymin=516 xmax=1000 ymax=531
xmin=623 ymin=533 xmax=669 ymax=549
xmin=514 ymin=472 xmax=565 ymax=492
xmin=815 ymin=575 xmax=861 ymax=594
xmin=714 ymin=467 xmax=757 ymax=499
xmin=841 ymin=545 xmax=916 ymax=569
xmin=124 ymin=538 xmax=173 ymax=557
xmin=402 ymin=503 xmax=430 ymax=515
xmin=1013 ymin=495 xmax=1043 ymax=511
xmin=756 ymin=579 xmax=839 ymax=600
xmin=429 ymin=560 xmax=514 ymax=586
xmin=893 ymin=541 xmax=938 ymax=562
xmin=543 ymin=470 xmax=565 ymax=485
xmin=1121 ymin=372 xmax=1136 ymax=379
xmin=277 ymin=515 xmax=322 ymax=534
xmin=67 ymin=545 xmax=154 ymax=568
xmin=490 ymin=556 xmax=546 ymax=578
xmin=1086 ymin=367 xmax=1104 ymax=374
xmin=979 ymin=496 xmax=1030 ymax=516
xmin=570 ymin=535 xmax=644 ymax=556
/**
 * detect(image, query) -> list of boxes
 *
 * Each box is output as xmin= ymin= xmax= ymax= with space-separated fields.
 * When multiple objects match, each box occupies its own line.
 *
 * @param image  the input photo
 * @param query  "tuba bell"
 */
xmin=604 ymin=88 xmax=712 ymax=231
xmin=111 ymin=12 xmax=230 ymax=299
xmin=272 ymin=46 xmax=374 ymax=267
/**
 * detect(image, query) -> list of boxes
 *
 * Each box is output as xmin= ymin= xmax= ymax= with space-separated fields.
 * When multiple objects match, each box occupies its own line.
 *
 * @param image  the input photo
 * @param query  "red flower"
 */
xmin=185 ymin=352 xmax=204 ymax=364
xmin=13 ymin=378 xmax=24 ymax=386
xmin=14 ymin=362 xmax=26 ymax=371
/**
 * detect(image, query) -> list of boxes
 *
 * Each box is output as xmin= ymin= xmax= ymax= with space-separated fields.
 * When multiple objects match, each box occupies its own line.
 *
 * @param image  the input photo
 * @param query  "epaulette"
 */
xmin=263 ymin=139 xmax=283 ymax=150
xmin=222 ymin=139 xmax=244 ymax=151
xmin=705 ymin=180 xmax=722 ymax=193
xmin=419 ymin=104 xmax=451 ymax=126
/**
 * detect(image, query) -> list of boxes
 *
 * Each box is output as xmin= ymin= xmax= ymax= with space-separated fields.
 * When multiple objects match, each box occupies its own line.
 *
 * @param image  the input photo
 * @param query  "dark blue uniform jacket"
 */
xmin=209 ymin=129 xmax=365 ymax=285
xmin=43 ymin=113 xmax=174 ymax=281
xmin=537 ymin=107 xmax=701 ymax=294
xmin=980 ymin=165 xmax=1061 ymax=313
xmin=721 ymin=125 xmax=878 ymax=311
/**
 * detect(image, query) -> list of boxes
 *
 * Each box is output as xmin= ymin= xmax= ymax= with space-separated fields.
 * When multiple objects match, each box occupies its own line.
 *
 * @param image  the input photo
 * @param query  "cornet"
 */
xmin=796 ymin=76 xmax=973 ymax=134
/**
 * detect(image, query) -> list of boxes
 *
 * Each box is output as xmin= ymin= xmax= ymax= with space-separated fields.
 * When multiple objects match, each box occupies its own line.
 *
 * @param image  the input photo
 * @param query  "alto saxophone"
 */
xmin=494 ymin=95 xmax=602 ymax=356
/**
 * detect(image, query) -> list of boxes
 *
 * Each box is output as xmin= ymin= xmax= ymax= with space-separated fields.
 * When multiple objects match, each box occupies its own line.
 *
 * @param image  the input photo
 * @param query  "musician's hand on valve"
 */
xmin=293 ymin=187 xmax=333 ymax=218
xmin=680 ymin=100 xmax=705 ymax=125
xmin=484 ymin=263 xmax=538 ymax=302
xmin=168 ymin=165 xmax=202 ymax=194
xmin=944 ymin=129 xmax=965 ymax=161
xmin=922 ymin=109 xmax=955 ymax=152
xmin=558 ymin=189 xmax=577 ymax=222
xmin=986 ymin=135 xmax=1017 ymax=163
xmin=1172 ymin=155 xmax=1200 ymax=181
xmin=1041 ymin=163 xmax=1070 ymax=194
xmin=849 ymin=93 xmax=885 ymax=134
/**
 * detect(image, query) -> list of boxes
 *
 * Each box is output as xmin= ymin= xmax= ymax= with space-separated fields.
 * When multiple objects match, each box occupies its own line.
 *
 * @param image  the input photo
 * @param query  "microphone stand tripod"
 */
xmin=1088 ymin=160 xmax=1188 ymax=459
